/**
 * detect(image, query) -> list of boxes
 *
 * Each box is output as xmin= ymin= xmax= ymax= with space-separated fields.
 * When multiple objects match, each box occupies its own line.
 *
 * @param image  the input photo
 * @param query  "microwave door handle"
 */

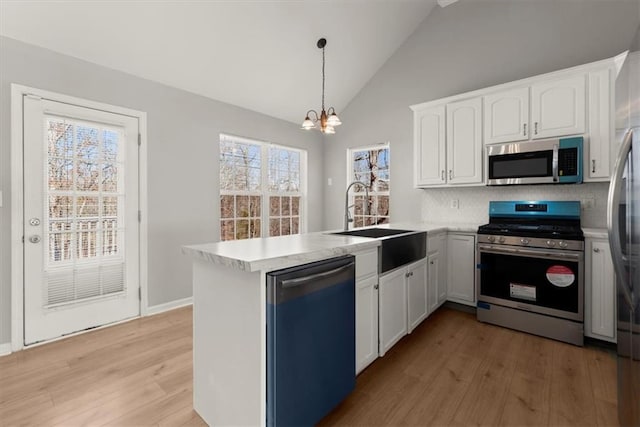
xmin=552 ymin=144 xmax=559 ymax=182
xmin=607 ymin=128 xmax=633 ymax=309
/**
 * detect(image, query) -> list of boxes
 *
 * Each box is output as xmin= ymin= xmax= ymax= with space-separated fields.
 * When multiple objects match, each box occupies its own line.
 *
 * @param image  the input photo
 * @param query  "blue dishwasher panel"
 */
xmin=266 ymin=256 xmax=356 ymax=427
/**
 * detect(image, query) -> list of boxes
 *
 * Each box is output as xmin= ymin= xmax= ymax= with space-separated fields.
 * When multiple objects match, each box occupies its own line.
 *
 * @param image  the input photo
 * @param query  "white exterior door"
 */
xmin=23 ymin=96 xmax=140 ymax=345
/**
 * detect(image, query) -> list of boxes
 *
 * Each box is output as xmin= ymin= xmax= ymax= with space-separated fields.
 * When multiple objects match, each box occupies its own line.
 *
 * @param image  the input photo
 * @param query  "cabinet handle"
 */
xmin=594 ymin=247 xmax=600 ymax=253
xmin=523 ymin=123 xmax=527 ymax=136
xmin=449 ymin=170 xmax=453 ymax=180
xmin=592 ymin=159 xmax=596 ymax=173
xmin=374 ymin=284 xmax=379 ymax=290
xmin=430 ymin=261 xmax=434 ymax=265
xmin=534 ymin=122 xmax=538 ymax=135
xmin=441 ymin=170 xmax=445 ymax=181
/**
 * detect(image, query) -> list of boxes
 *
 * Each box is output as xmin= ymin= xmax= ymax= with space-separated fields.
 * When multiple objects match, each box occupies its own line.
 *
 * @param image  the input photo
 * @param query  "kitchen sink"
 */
xmin=330 ymin=228 xmax=426 ymax=274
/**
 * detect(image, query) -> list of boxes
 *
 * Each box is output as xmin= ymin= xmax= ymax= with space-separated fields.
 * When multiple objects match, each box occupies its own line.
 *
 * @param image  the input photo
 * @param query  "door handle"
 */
xmin=441 ymin=170 xmax=445 ymax=181
xmin=449 ymin=170 xmax=453 ymax=180
xmin=607 ymin=128 xmax=634 ymax=309
xmin=523 ymin=123 xmax=527 ymax=136
xmin=534 ymin=122 xmax=538 ymax=135
xmin=29 ymin=235 xmax=41 ymax=244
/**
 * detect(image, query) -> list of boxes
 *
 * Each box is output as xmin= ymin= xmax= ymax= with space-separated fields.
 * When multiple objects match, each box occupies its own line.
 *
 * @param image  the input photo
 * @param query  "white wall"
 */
xmin=323 ymin=0 xmax=640 ymax=230
xmin=0 ymin=36 xmax=324 ymax=345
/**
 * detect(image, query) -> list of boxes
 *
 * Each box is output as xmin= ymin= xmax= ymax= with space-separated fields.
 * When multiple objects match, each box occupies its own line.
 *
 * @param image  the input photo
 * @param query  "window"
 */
xmin=219 ymin=134 xmax=305 ymax=241
xmin=348 ymin=144 xmax=390 ymax=226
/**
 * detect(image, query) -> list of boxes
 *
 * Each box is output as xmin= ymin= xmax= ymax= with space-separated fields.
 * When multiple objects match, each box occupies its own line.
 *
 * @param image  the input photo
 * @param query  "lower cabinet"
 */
xmin=427 ymin=232 xmax=447 ymax=313
xmin=585 ymin=237 xmax=616 ymax=342
xmin=355 ymin=275 xmax=379 ymax=374
xmin=446 ymin=233 xmax=476 ymax=306
xmin=379 ymin=258 xmax=429 ymax=356
xmin=407 ymin=259 xmax=429 ymax=333
xmin=379 ymin=267 xmax=408 ymax=357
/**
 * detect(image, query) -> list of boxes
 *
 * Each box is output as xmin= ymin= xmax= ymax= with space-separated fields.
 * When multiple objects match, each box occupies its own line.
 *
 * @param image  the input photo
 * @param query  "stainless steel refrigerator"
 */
xmin=608 ymin=27 xmax=640 ymax=427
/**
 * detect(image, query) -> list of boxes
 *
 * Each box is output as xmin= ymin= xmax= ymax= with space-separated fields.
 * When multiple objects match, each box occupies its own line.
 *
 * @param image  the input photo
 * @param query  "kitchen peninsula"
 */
xmin=182 ymin=231 xmax=380 ymax=426
xmin=181 ymin=223 xmax=480 ymax=426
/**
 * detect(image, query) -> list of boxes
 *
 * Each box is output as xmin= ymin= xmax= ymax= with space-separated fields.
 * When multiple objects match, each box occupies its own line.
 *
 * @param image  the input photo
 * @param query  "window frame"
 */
xmin=346 ymin=143 xmax=390 ymax=227
xmin=219 ymin=133 xmax=307 ymax=241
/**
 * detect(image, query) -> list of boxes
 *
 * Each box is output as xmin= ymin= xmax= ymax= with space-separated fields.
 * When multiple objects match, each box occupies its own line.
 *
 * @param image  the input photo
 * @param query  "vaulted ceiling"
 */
xmin=0 ymin=0 xmax=440 ymax=124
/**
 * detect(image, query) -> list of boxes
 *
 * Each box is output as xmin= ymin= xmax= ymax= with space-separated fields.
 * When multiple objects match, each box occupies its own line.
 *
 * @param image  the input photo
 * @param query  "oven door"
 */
xmin=477 ymin=244 xmax=584 ymax=321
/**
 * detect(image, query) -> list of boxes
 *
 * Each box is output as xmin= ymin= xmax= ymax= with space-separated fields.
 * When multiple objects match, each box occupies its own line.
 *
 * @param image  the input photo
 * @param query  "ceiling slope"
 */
xmin=0 ymin=0 xmax=438 ymax=124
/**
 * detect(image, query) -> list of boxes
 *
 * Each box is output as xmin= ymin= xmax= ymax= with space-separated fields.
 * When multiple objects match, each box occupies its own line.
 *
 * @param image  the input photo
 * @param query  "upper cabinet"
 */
xmin=530 ymin=75 xmax=586 ymax=139
xmin=411 ymin=53 xmax=620 ymax=188
xmin=483 ymin=87 xmax=530 ymax=144
xmin=414 ymin=106 xmax=446 ymax=186
xmin=446 ymin=98 xmax=483 ymax=185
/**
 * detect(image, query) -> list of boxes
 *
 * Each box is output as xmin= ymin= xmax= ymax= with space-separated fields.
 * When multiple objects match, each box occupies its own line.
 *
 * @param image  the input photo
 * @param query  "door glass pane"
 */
xmin=45 ymin=117 xmax=126 ymax=306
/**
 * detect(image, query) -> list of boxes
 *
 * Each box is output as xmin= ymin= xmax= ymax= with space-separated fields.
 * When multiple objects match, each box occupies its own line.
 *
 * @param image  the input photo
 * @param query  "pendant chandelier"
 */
xmin=301 ymin=38 xmax=342 ymax=134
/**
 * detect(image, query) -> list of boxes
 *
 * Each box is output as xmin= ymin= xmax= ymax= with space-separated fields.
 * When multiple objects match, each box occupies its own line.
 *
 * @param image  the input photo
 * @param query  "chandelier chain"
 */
xmin=321 ymin=45 xmax=325 ymax=111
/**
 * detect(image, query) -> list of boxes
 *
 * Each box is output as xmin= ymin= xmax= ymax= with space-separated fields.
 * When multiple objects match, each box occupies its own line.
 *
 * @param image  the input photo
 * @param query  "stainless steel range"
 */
xmin=476 ymin=201 xmax=585 ymax=346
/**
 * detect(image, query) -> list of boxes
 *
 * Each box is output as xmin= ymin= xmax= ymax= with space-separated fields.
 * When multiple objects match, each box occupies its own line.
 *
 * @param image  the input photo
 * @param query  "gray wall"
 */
xmin=0 ymin=36 xmax=324 ymax=345
xmin=323 ymin=0 xmax=640 ymax=230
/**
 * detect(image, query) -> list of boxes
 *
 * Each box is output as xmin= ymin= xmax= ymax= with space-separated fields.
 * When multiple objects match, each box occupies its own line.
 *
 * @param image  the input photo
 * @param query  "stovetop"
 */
xmin=478 ymin=201 xmax=584 ymax=241
xmin=477 ymin=222 xmax=584 ymax=241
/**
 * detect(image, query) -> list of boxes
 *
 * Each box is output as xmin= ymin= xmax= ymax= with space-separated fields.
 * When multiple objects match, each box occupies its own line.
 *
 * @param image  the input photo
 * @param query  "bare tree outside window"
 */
xmin=219 ymin=135 xmax=304 ymax=241
xmin=350 ymin=145 xmax=390 ymax=226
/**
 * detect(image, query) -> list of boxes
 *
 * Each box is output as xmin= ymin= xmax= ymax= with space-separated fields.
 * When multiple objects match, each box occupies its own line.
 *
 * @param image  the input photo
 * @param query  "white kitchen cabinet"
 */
xmin=407 ymin=258 xmax=428 ymax=333
xmin=585 ymin=238 xmax=616 ymax=342
xmin=414 ymin=105 xmax=446 ymax=186
xmin=483 ymin=87 xmax=530 ymax=144
xmin=446 ymin=97 xmax=483 ymax=185
xmin=354 ymin=248 xmax=379 ymax=374
xmin=379 ymin=267 xmax=407 ymax=356
xmin=586 ymin=68 xmax=614 ymax=181
xmin=446 ymin=233 xmax=476 ymax=306
xmin=356 ymin=275 xmax=379 ymax=374
xmin=530 ymin=75 xmax=586 ymax=139
xmin=427 ymin=232 xmax=447 ymax=314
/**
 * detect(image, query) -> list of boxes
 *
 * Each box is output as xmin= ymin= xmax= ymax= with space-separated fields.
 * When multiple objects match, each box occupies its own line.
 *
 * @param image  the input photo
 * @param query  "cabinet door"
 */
xmin=379 ymin=268 xmax=407 ymax=356
xmin=436 ymin=234 xmax=447 ymax=304
xmin=446 ymin=98 xmax=483 ymax=185
xmin=414 ymin=106 xmax=446 ymax=186
xmin=356 ymin=275 xmax=379 ymax=374
xmin=446 ymin=234 xmax=476 ymax=306
xmin=427 ymin=253 xmax=439 ymax=314
xmin=483 ymin=87 xmax=530 ymax=144
xmin=586 ymin=239 xmax=616 ymax=341
xmin=586 ymin=68 xmax=613 ymax=181
xmin=531 ymin=75 xmax=586 ymax=139
xmin=407 ymin=259 xmax=428 ymax=333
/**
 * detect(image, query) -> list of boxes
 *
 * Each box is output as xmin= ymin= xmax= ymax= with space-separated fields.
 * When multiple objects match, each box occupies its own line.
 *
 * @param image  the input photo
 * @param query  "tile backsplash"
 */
xmin=420 ymin=182 xmax=609 ymax=228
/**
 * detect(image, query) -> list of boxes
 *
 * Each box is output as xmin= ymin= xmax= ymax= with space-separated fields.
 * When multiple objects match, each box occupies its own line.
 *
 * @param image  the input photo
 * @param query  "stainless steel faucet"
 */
xmin=344 ymin=181 xmax=369 ymax=231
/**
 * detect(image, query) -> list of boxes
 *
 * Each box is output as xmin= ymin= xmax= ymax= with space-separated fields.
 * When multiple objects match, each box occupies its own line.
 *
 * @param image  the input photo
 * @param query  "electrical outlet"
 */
xmin=450 ymin=199 xmax=459 ymax=209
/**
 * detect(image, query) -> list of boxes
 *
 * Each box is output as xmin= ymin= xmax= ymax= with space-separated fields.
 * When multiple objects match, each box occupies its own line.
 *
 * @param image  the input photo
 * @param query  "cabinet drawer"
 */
xmin=356 ymin=249 xmax=378 ymax=279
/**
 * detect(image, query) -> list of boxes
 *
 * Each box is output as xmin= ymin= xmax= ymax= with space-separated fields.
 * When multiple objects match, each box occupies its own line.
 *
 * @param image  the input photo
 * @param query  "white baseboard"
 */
xmin=0 ymin=342 xmax=12 ymax=357
xmin=146 ymin=297 xmax=193 ymax=316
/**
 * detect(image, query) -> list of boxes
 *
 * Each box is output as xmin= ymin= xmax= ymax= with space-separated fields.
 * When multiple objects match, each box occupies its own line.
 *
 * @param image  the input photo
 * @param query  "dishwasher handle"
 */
xmin=281 ymin=263 xmax=354 ymax=289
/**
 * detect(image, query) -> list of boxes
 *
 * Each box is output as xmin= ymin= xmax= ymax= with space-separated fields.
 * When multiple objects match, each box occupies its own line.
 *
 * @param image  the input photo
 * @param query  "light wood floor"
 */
xmin=0 ymin=306 xmax=618 ymax=426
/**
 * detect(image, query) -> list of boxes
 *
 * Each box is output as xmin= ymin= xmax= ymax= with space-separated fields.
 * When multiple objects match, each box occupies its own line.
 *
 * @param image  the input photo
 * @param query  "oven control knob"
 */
xmin=520 ymin=238 xmax=530 ymax=246
xmin=487 ymin=235 xmax=496 ymax=243
xmin=546 ymin=240 xmax=556 ymax=247
xmin=558 ymin=240 xmax=568 ymax=248
xmin=498 ymin=236 xmax=506 ymax=243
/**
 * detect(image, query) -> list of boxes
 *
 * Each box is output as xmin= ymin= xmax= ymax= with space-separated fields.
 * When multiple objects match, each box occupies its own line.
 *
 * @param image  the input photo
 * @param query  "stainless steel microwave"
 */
xmin=486 ymin=136 xmax=583 ymax=185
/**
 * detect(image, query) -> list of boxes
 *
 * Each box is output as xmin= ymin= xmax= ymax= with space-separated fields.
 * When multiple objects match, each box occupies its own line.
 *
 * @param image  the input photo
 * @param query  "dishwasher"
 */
xmin=266 ymin=255 xmax=356 ymax=427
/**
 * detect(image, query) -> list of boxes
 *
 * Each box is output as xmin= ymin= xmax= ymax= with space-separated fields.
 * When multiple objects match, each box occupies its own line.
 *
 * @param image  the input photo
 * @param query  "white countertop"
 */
xmin=182 ymin=222 xmax=482 ymax=272
xmin=182 ymin=232 xmax=381 ymax=272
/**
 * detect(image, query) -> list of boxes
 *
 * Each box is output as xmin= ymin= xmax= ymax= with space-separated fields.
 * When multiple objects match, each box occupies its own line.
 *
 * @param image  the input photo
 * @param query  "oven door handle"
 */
xmin=478 ymin=244 xmax=582 ymax=261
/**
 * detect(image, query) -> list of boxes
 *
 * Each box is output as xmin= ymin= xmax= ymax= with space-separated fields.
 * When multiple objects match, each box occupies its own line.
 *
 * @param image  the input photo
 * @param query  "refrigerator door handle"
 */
xmin=607 ymin=128 xmax=634 ymax=308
